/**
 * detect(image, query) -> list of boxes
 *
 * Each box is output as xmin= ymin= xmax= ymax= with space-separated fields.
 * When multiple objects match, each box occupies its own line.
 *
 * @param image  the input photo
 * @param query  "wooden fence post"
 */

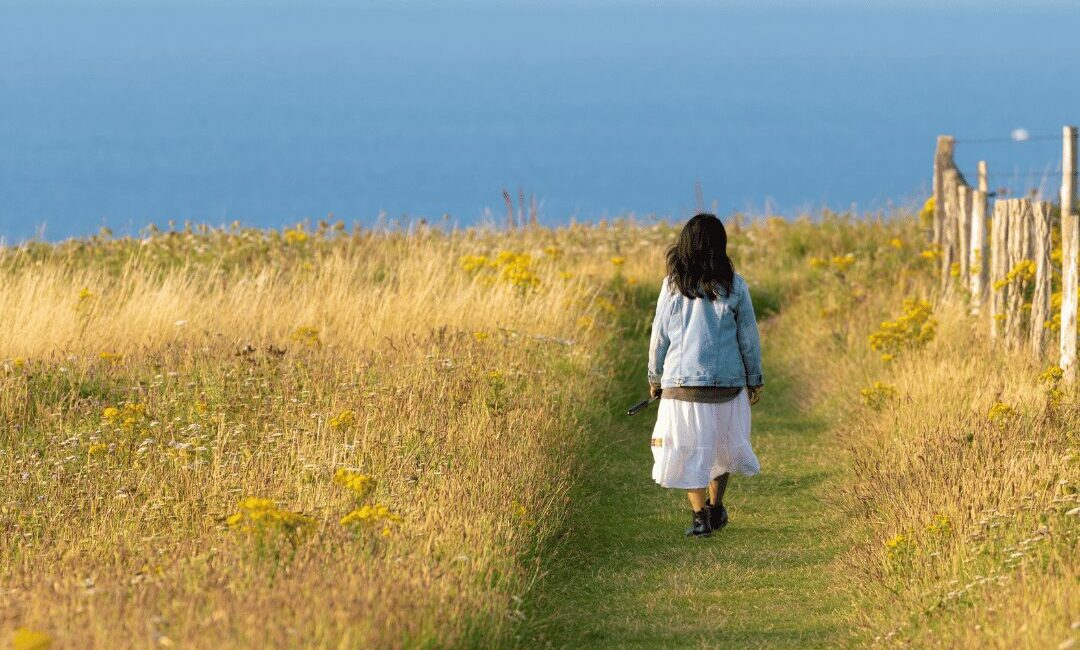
xmin=933 ymin=136 xmax=955 ymax=247
xmin=958 ymin=184 xmax=972 ymax=289
xmin=970 ymin=189 xmax=989 ymax=312
xmin=1005 ymin=199 xmax=1035 ymax=348
xmin=990 ymin=200 xmax=1009 ymax=340
xmin=1005 ymin=200 xmax=1021 ymax=346
xmin=1061 ymin=126 xmax=1079 ymax=381
xmin=941 ymin=168 xmax=960 ymax=292
xmin=1031 ymin=201 xmax=1053 ymax=359
xmin=970 ymin=160 xmax=990 ymax=314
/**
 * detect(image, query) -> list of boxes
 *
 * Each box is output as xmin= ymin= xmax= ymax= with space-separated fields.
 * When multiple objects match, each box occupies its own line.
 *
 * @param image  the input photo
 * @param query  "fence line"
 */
xmin=932 ymin=126 xmax=1079 ymax=381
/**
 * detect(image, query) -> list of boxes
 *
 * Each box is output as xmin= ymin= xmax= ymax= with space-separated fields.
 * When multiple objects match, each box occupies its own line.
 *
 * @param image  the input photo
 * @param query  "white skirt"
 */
xmin=650 ymin=388 xmax=760 ymax=489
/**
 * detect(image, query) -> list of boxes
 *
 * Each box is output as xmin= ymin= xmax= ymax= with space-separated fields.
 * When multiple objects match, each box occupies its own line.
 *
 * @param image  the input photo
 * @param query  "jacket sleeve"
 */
xmin=735 ymin=278 xmax=764 ymax=387
xmin=647 ymin=278 xmax=671 ymax=388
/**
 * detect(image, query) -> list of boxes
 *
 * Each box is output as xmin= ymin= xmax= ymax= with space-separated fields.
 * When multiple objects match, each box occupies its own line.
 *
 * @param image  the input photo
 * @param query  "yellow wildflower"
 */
xmin=227 ymin=497 xmax=315 ymax=538
xmin=610 ymin=256 xmax=626 ymax=266
xmin=992 ymin=260 xmax=1036 ymax=291
xmin=987 ymin=402 xmax=1015 ymax=424
xmin=830 ymin=253 xmax=855 ymax=272
xmin=459 ymin=255 xmax=489 ymax=273
xmin=75 ymin=287 xmax=96 ymax=314
xmin=919 ymin=196 xmax=935 ymax=228
xmin=919 ymin=247 xmax=942 ymax=261
xmin=329 ymin=410 xmax=356 ymax=431
xmin=498 ymin=254 xmax=540 ymax=289
xmin=884 ymin=533 xmax=907 ymax=549
xmin=926 ymin=514 xmax=951 ymax=535
xmin=1038 ymin=366 xmax=1064 ymax=385
xmin=283 ymin=223 xmax=309 ymax=244
xmin=333 ymin=468 xmax=376 ymax=501
xmin=462 ymin=251 xmax=542 ymax=288
xmin=472 ymin=331 xmax=489 ymax=342
xmin=10 ymin=628 xmax=52 ymax=650
xmin=868 ymin=298 xmax=937 ymax=358
xmin=340 ymin=503 xmax=402 ymax=527
xmin=859 ymin=381 xmax=897 ymax=409
xmin=491 ymin=251 xmax=518 ymax=267
xmin=291 ymin=326 xmax=321 ymax=347
xmin=98 ymin=351 xmax=123 ymax=364
xmin=889 ymin=238 xmax=903 ymax=249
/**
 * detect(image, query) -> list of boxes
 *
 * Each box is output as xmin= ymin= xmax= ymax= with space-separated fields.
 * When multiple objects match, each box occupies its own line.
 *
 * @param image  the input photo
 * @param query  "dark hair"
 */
xmin=666 ymin=213 xmax=735 ymax=300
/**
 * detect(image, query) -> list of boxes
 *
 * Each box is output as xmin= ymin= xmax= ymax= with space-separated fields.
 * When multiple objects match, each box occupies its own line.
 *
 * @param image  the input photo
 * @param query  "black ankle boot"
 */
xmin=705 ymin=498 xmax=729 ymax=531
xmin=685 ymin=508 xmax=712 ymax=537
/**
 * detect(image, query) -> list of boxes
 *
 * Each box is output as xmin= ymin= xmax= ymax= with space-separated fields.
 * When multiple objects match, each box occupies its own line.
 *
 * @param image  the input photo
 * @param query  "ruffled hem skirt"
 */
xmin=650 ymin=388 xmax=760 ymax=489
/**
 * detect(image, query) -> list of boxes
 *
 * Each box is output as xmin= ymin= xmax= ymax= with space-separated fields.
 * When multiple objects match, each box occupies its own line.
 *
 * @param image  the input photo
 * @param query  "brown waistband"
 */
xmin=660 ymin=386 xmax=743 ymax=403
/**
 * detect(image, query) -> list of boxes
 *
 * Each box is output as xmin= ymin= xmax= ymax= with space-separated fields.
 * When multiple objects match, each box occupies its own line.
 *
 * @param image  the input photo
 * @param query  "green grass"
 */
xmin=522 ymin=288 xmax=852 ymax=649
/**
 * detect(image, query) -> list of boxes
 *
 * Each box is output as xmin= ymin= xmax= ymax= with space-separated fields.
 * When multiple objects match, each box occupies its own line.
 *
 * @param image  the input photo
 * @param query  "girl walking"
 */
xmin=647 ymin=213 xmax=763 ymax=537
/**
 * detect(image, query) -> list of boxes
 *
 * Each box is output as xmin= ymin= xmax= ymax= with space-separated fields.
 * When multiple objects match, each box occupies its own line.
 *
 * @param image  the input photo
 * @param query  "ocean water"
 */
xmin=1 ymin=1 xmax=1079 ymax=241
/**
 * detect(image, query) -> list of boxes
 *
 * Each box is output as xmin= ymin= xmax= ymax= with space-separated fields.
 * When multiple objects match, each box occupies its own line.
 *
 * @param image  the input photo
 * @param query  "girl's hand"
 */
xmin=649 ymin=384 xmax=663 ymax=399
xmin=748 ymin=385 xmax=762 ymax=405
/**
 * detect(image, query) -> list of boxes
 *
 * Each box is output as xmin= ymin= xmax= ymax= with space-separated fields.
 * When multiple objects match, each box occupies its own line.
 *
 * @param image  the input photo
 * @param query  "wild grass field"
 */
xmin=0 ymin=213 xmax=1076 ymax=649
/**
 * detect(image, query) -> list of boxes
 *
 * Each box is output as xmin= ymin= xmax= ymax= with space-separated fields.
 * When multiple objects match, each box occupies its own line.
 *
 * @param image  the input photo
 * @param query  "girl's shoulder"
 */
xmin=732 ymin=272 xmax=750 ymax=295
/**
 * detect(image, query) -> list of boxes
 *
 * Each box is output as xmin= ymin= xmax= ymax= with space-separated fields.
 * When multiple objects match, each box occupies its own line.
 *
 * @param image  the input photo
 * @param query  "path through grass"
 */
xmin=526 ymin=292 xmax=852 ymax=649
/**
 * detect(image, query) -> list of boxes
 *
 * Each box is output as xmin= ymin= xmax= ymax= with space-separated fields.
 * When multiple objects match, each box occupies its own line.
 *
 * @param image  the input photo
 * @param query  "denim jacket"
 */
xmin=647 ymin=273 xmax=764 ymax=389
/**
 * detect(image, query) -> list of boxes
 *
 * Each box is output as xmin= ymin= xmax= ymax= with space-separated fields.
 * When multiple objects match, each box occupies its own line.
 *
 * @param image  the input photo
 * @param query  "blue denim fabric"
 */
xmin=647 ymin=273 xmax=764 ymax=389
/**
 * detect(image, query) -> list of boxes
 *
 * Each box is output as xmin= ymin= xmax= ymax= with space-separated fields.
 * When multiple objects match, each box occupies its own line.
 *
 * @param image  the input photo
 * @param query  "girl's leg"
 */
xmin=687 ymin=488 xmax=707 ymax=511
xmin=709 ymin=472 xmax=730 ymax=506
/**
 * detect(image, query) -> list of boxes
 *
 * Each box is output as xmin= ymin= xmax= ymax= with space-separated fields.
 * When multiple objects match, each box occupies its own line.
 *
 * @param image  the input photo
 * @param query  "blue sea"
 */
xmin=2 ymin=1 xmax=1079 ymax=242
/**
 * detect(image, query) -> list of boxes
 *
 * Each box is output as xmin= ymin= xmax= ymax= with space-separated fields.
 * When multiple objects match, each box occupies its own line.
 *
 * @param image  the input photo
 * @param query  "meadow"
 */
xmin=0 ymin=213 xmax=1076 ymax=648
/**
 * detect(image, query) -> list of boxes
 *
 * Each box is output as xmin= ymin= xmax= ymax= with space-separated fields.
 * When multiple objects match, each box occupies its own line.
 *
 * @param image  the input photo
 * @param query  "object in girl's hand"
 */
xmin=627 ymin=396 xmax=659 ymax=416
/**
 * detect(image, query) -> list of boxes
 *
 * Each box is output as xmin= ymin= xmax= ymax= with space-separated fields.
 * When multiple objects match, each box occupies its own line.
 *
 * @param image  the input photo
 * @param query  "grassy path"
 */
xmin=526 ymin=301 xmax=851 ymax=648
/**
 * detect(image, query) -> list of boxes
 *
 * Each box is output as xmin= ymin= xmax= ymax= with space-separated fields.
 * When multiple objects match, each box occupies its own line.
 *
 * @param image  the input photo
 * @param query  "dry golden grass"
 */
xmin=1 ymin=213 xmax=1076 ymax=648
xmin=0 ymin=221 xmax=664 ymax=648
xmin=766 ymin=229 xmax=1080 ymax=648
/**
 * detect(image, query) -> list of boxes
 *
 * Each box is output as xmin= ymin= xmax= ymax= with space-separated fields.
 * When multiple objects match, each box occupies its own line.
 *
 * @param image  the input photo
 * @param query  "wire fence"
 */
xmin=932 ymin=127 xmax=1079 ymax=381
xmin=950 ymin=134 xmax=1065 ymax=198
